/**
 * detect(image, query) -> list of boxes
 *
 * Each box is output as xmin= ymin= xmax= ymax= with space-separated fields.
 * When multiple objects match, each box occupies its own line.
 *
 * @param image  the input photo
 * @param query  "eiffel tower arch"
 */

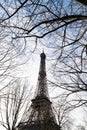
xmin=17 ymin=52 xmax=60 ymax=130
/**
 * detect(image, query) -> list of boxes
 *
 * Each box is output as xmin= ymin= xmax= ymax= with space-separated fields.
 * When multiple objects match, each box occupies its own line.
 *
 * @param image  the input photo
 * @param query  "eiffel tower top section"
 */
xmin=39 ymin=51 xmax=46 ymax=78
xmin=34 ymin=51 xmax=49 ymax=100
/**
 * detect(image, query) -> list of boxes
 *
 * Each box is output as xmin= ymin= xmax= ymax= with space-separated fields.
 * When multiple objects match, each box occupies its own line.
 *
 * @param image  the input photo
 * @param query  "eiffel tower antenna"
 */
xmin=18 ymin=52 xmax=60 ymax=130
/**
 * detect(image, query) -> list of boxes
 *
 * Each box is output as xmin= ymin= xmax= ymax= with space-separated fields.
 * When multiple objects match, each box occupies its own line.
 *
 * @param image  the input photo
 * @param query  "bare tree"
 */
xmin=0 ymin=1 xmax=86 ymax=79
xmin=0 ymin=0 xmax=87 ymax=94
xmin=0 ymin=0 xmax=87 ymax=125
xmin=0 ymin=0 xmax=86 ymax=49
xmin=0 ymin=79 xmax=32 ymax=130
xmin=53 ymin=95 xmax=73 ymax=130
xmin=45 ymin=28 xmax=87 ymax=107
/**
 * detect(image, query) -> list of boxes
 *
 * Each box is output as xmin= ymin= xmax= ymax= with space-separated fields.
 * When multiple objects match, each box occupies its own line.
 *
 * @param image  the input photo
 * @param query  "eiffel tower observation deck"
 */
xmin=18 ymin=52 xmax=60 ymax=130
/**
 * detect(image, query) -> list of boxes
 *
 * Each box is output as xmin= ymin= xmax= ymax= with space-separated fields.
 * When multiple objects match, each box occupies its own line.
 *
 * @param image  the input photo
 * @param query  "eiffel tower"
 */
xmin=18 ymin=52 xmax=60 ymax=130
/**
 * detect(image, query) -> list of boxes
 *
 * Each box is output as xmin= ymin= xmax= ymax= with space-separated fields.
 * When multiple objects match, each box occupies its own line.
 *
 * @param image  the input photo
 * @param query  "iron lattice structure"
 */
xmin=18 ymin=52 xmax=60 ymax=130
